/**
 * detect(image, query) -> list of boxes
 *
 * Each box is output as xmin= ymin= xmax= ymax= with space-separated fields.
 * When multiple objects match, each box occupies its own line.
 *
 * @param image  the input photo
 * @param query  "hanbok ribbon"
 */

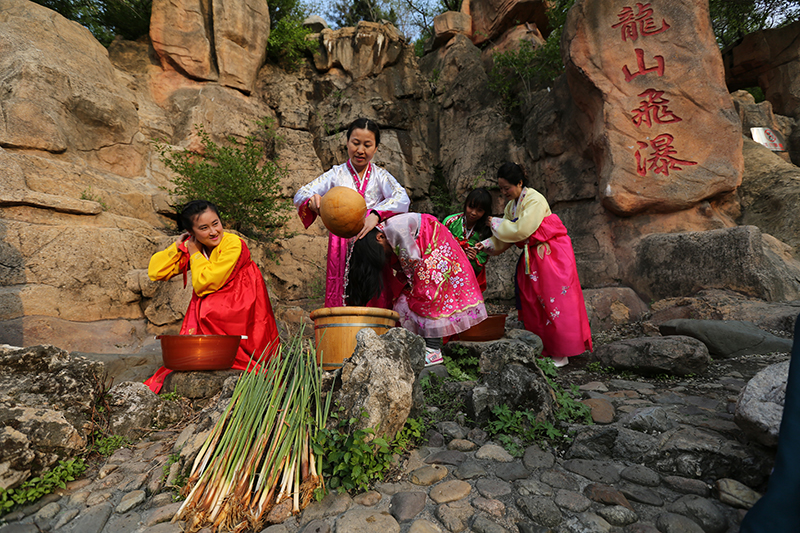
xmin=346 ymin=159 xmax=372 ymax=195
xmin=176 ymin=239 xmax=191 ymax=288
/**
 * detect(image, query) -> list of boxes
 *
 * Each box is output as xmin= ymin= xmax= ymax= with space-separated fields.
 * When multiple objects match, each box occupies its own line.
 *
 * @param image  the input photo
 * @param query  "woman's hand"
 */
xmin=357 ymin=212 xmax=380 ymax=240
xmin=308 ymin=194 xmax=322 ymax=215
xmin=186 ymin=236 xmax=200 ymax=256
xmin=466 ymin=246 xmax=478 ymax=260
xmin=474 ymin=242 xmax=485 ymax=252
xmin=175 ymin=232 xmax=190 ymax=245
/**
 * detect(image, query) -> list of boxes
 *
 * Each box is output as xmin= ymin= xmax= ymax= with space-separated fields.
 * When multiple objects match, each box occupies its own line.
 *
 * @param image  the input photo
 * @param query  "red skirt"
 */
xmin=144 ymin=241 xmax=280 ymax=393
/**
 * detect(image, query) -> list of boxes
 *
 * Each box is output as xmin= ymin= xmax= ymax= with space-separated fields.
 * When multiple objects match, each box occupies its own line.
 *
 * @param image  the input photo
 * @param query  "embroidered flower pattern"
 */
xmin=530 ymin=271 xmax=539 ymax=281
xmin=562 ymin=285 xmax=570 ymax=295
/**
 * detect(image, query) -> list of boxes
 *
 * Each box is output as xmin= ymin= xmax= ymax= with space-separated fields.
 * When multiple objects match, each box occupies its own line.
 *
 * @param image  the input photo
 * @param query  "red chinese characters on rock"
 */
xmin=634 ymin=134 xmax=697 ymax=177
xmin=611 ymin=2 xmax=670 ymax=41
xmin=612 ymin=3 xmax=696 ymax=179
xmin=623 ymin=48 xmax=665 ymax=82
xmin=631 ymin=89 xmax=682 ymax=127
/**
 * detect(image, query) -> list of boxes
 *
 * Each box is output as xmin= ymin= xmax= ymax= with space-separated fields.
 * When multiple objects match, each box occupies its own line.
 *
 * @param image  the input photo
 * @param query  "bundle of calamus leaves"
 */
xmin=173 ymin=334 xmax=331 ymax=532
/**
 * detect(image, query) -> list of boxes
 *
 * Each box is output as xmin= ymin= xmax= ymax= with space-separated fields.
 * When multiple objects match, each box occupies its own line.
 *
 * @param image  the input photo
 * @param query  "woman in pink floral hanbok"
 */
xmin=348 ymin=213 xmax=487 ymax=366
xmin=476 ymin=162 xmax=592 ymax=367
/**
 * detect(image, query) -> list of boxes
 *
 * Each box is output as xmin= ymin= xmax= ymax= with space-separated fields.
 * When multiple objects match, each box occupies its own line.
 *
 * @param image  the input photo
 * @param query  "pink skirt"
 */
xmin=516 ymin=214 xmax=592 ymax=357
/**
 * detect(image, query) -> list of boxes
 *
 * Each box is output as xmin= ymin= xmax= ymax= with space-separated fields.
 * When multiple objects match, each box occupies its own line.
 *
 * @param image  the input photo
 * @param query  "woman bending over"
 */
xmin=348 ymin=213 xmax=487 ymax=365
xmin=476 ymin=162 xmax=591 ymax=366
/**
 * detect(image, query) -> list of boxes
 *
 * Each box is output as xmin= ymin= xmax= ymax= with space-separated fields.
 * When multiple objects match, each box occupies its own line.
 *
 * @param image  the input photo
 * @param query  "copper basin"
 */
xmin=157 ymin=335 xmax=241 ymax=371
xmin=458 ymin=314 xmax=507 ymax=342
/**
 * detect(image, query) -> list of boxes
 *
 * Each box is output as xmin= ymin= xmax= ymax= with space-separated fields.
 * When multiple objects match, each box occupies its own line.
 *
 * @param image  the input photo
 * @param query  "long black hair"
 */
xmin=464 ymin=188 xmax=492 ymax=241
xmin=346 ymin=228 xmax=386 ymax=306
xmin=346 ymin=118 xmax=381 ymax=147
xmin=179 ymin=200 xmax=220 ymax=232
xmin=497 ymin=161 xmax=526 ymax=188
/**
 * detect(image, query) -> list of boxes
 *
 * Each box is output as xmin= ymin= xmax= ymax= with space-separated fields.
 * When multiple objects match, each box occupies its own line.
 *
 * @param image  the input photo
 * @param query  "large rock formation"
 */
xmin=723 ymin=20 xmax=800 ymax=118
xmin=462 ymin=0 xmax=549 ymax=46
xmin=563 ymin=0 xmax=743 ymax=215
xmin=2 ymin=0 xmax=800 ymax=354
xmin=0 ymin=345 xmax=105 ymax=489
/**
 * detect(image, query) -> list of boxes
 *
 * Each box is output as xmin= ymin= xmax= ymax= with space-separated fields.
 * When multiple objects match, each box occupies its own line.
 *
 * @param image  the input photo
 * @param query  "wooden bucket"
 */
xmin=309 ymin=306 xmax=399 ymax=371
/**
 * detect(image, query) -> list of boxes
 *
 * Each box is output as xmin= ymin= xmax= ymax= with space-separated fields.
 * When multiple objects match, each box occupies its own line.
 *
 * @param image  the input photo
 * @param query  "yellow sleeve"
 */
xmin=491 ymin=188 xmax=551 ymax=244
xmin=148 ymin=242 xmax=183 ymax=281
xmin=189 ymin=233 xmax=241 ymax=297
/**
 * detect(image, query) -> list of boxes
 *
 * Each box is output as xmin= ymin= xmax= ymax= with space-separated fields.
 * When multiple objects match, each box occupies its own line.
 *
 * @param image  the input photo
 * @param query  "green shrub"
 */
xmin=488 ymin=0 xmax=575 ymax=110
xmin=91 ymin=433 xmax=129 ymax=456
xmin=0 ymin=459 xmax=86 ymax=515
xmin=313 ymin=409 xmax=417 ymax=494
xmin=156 ymin=119 xmax=291 ymax=241
xmin=444 ymin=345 xmax=479 ymax=382
xmin=266 ymin=17 xmax=317 ymax=72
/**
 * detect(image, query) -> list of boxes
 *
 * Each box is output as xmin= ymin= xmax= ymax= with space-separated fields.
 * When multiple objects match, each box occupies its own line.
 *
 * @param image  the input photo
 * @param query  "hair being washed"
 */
xmin=464 ymin=188 xmax=493 ymax=240
xmin=179 ymin=200 xmax=220 ymax=232
xmin=346 ymin=228 xmax=386 ymax=306
xmin=497 ymin=161 xmax=527 ymax=188
xmin=346 ymin=118 xmax=381 ymax=147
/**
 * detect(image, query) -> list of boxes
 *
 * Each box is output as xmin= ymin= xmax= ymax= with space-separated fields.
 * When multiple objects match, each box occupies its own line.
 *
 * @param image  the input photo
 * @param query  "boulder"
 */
xmin=106 ymin=381 xmax=184 ymax=440
xmin=737 ymin=137 xmax=800 ymax=255
xmin=336 ymin=327 xmax=425 ymax=441
xmin=303 ymin=15 xmax=328 ymax=33
xmin=0 ymin=344 xmax=106 ymax=489
xmin=632 ymin=226 xmax=800 ymax=303
xmin=150 ymin=0 xmax=217 ymax=81
xmin=592 ymin=336 xmax=711 ymax=377
xmin=448 ymin=337 xmax=553 ymax=425
xmin=648 ymin=289 xmax=800 ymax=335
xmin=0 ymin=407 xmax=85 ymax=491
xmin=432 ymin=11 xmax=472 ymax=49
xmin=735 ymin=360 xmax=788 ymax=447
xmin=162 ymin=369 xmax=243 ymax=399
xmin=481 ymin=22 xmax=545 ymax=71
xmin=722 ymin=20 xmax=800 ymax=117
xmin=313 ymin=22 xmax=405 ymax=80
xmin=0 ymin=0 xmax=140 ymax=154
xmin=463 ymin=0 xmax=549 ymax=46
xmin=647 ymin=426 xmax=771 ymax=487
xmin=731 ymin=90 xmax=794 ymax=149
xmin=659 ymin=319 xmax=793 ymax=358
xmin=212 ymin=0 xmax=270 ymax=93
xmin=563 ymin=0 xmax=743 ymax=215
xmin=583 ymin=287 xmax=649 ymax=332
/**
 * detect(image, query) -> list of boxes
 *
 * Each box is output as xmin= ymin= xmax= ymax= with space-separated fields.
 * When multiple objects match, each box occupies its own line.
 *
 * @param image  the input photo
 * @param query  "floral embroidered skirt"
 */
xmin=391 ymin=214 xmax=487 ymax=338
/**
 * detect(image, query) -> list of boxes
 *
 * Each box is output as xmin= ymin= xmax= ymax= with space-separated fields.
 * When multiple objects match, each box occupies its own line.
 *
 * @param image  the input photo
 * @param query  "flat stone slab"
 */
xmin=660 ymin=319 xmax=793 ymax=358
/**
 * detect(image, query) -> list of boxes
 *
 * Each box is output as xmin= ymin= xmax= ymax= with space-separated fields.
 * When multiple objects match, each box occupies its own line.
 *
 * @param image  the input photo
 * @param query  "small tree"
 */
xmin=488 ymin=0 xmax=575 ymax=110
xmin=266 ymin=17 xmax=318 ymax=71
xmin=156 ymin=119 xmax=291 ymax=241
xmin=328 ymin=0 xmax=398 ymax=28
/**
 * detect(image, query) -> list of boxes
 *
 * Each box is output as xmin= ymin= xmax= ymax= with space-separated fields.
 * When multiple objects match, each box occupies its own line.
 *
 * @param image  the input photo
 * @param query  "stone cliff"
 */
xmin=2 ymin=0 xmax=800 ymax=353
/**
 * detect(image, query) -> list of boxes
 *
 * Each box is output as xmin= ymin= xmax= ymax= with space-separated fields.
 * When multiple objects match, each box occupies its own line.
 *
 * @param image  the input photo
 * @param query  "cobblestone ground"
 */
xmin=0 ymin=349 xmax=784 ymax=533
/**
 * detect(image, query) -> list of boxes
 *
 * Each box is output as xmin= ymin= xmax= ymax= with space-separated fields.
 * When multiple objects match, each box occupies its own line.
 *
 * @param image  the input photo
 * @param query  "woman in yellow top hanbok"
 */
xmin=144 ymin=200 xmax=280 ymax=393
xmin=476 ymin=162 xmax=591 ymax=366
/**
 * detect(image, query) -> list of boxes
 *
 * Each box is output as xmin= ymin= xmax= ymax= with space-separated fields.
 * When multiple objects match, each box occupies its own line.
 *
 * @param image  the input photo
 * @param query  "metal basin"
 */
xmin=157 ymin=334 xmax=241 ymax=371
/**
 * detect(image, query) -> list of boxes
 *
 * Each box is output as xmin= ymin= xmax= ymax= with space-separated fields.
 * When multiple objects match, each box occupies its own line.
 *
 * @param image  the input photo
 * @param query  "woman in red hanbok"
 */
xmin=476 ymin=162 xmax=592 ymax=366
xmin=144 ymin=200 xmax=280 ymax=393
